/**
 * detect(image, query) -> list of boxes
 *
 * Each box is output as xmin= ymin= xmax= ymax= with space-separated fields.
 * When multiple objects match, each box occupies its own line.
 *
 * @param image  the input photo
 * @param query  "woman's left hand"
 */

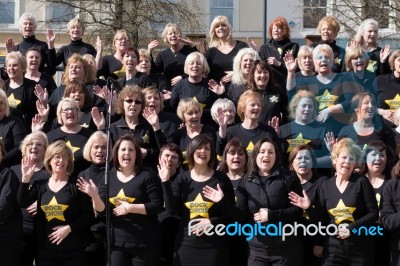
xmin=288 ymin=190 xmax=311 ymax=210
xmin=189 ymin=218 xmax=211 ymax=236
xmin=49 ymin=225 xmax=71 ymax=245
xmin=380 ymin=44 xmax=391 ymax=63
xmin=268 ymin=116 xmax=280 ymax=135
xmin=208 ymin=79 xmax=225 ymax=95
xmin=203 ymin=184 xmax=224 ymax=203
xmin=254 ymin=208 xmax=268 ymax=223
xmin=317 ymin=108 xmax=331 ymax=122
xmin=113 ymin=200 xmax=130 ymax=216
xmin=34 ymin=84 xmax=48 ymax=105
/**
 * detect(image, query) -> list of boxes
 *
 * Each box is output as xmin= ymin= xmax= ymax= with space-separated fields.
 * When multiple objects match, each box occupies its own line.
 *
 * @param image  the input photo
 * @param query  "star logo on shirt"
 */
xmin=193 ymin=97 xmax=206 ymax=109
xmin=246 ymin=141 xmax=254 ymax=154
xmin=335 ymin=57 xmax=341 ymax=65
xmin=81 ymin=123 xmax=89 ymax=128
xmin=109 ymin=189 xmax=135 ymax=206
xmin=113 ymin=66 xmax=126 ymax=78
xmin=385 ymin=94 xmax=400 ymax=111
xmin=65 ymin=140 xmax=80 ymax=161
xmin=376 ymin=193 xmax=381 ymax=208
xmin=277 ymin=47 xmax=283 ymax=55
xmin=7 ymin=93 xmax=21 ymax=108
xmin=41 ymin=196 xmax=69 ymax=222
xmin=328 ymin=199 xmax=356 ymax=224
xmin=286 ymin=133 xmax=311 ymax=152
xmin=269 ymin=95 xmax=279 ymax=103
xmin=315 ymin=89 xmax=339 ymax=110
xmin=142 ymin=132 xmax=150 ymax=143
xmin=185 ymin=193 xmax=214 ymax=219
xmin=366 ymin=60 xmax=377 ymax=73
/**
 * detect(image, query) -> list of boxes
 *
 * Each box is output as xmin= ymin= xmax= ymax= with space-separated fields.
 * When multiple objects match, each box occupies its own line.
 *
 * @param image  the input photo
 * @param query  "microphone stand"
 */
xmin=104 ymin=78 xmax=114 ymax=266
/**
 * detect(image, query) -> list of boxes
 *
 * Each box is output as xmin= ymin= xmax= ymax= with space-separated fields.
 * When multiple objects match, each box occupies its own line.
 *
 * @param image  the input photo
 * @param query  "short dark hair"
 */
xmin=219 ymin=137 xmax=247 ymax=174
xmin=112 ymin=134 xmax=143 ymax=172
xmin=186 ymin=134 xmax=216 ymax=170
xmin=159 ymin=143 xmax=183 ymax=163
xmin=288 ymin=144 xmax=318 ymax=176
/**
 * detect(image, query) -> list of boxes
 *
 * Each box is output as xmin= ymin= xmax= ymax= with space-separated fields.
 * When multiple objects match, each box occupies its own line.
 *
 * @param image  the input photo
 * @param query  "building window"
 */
xmin=0 ymin=0 xmax=15 ymax=24
xmin=303 ymin=0 xmax=327 ymax=28
xmin=48 ymin=3 xmax=75 ymax=23
xmin=210 ymin=0 xmax=233 ymax=26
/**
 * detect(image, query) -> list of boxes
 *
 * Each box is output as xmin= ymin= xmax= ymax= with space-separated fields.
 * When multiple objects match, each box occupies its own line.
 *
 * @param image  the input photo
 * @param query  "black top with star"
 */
xmin=98 ymin=55 xmax=124 ymax=80
xmin=0 ymin=165 xmax=22 ymax=243
xmin=13 ymin=35 xmax=56 ymax=75
xmin=279 ymin=121 xmax=331 ymax=168
xmin=259 ymin=38 xmax=299 ymax=88
xmin=11 ymin=165 xmax=49 ymax=234
xmin=5 ymin=77 xmax=38 ymax=130
xmin=153 ymin=45 xmax=197 ymax=84
xmin=318 ymin=174 xmax=378 ymax=241
xmin=294 ymin=72 xmax=364 ymax=135
xmin=55 ymin=39 xmax=97 ymax=67
xmin=109 ymin=116 xmax=165 ymax=168
xmin=376 ymin=73 xmax=400 ymax=116
xmin=256 ymin=87 xmax=289 ymax=125
xmin=164 ymin=170 xmax=235 ymax=248
xmin=47 ymin=127 xmax=93 ymax=176
xmin=17 ymin=178 xmax=94 ymax=251
xmin=204 ymin=40 xmax=248 ymax=82
xmin=170 ymin=77 xmax=219 ymax=112
xmin=366 ymin=47 xmax=391 ymax=76
xmin=98 ymin=167 xmax=163 ymax=247
xmin=216 ymin=122 xmax=281 ymax=156
xmin=311 ymin=40 xmax=346 ymax=73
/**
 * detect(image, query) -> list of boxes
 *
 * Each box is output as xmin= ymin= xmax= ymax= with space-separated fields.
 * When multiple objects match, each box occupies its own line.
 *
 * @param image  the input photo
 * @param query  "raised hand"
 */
xmin=46 ymin=28 xmax=55 ymax=49
xmin=91 ymin=107 xmax=105 ymax=130
xmin=246 ymin=37 xmax=258 ymax=51
xmin=96 ymin=36 xmax=103 ymax=53
xmin=208 ymin=79 xmax=225 ymax=95
xmin=284 ymin=52 xmax=297 ymax=73
xmin=268 ymin=57 xmax=281 ymax=67
xmin=142 ymin=108 xmax=159 ymax=130
xmin=5 ymin=38 xmax=14 ymax=53
xmin=147 ymin=40 xmax=159 ymax=54
xmin=36 ymin=100 xmax=49 ymax=121
xmin=324 ymin=131 xmax=336 ymax=152
xmin=77 ymin=177 xmax=99 ymax=198
xmin=268 ymin=116 xmax=280 ymax=135
xmin=288 ymin=190 xmax=311 ymax=210
xmin=177 ymin=37 xmax=195 ymax=47
xmin=202 ymin=184 xmax=224 ymax=203
xmin=221 ymin=71 xmax=233 ymax=83
xmin=157 ymin=156 xmax=174 ymax=182
xmin=31 ymin=114 xmax=45 ymax=132
xmin=21 ymin=155 xmax=37 ymax=183
xmin=380 ymin=44 xmax=391 ymax=63
xmin=34 ymin=84 xmax=48 ymax=105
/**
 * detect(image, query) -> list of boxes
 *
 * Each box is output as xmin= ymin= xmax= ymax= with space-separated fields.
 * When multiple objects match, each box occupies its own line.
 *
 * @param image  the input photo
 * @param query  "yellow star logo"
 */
xmin=376 ymin=193 xmax=381 ymax=208
xmin=366 ymin=60 xmax=377 ymax=73
xmin=315 ymin=89 xmax=339 ymax=110
xmin=142 ymin=132 xmax=150 ymax=143
xmin=193 ymin=97 xmax=206 ymax=109
xmin=269 ymin=95 xmax=279 ymax=103
xmin=185 ymin=193 xmax=214 ymax=219
xmin=65 ymin=140 xmax=80 ymax=161
xmin=109 ymin=189 xmax=136 ymax=206
xmin=113 ymin=66 xmax=126 ymax=78
xmin=286 ymin=133 xmax=311 ymax=153
xmin=7 ymin=93 xmax=21 ymax=108
xmin=335 ymin=57 xmax=341 ymax=65
xmin=246 ymin=141 xmax=254 ymax=155
xmin=385 ymin=94 xmax=400 ymax=111
xmin=41 ymin=196 xmax=69 ymax=222
xmin=328 ymin=199 xmax=356 ymax=224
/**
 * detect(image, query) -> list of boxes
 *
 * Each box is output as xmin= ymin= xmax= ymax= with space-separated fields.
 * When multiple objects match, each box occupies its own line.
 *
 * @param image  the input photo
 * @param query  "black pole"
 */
xmin=105 ymin=78 xmax=114 ymax=266
xmin=263 ymin=0 xmax=267 ymax=45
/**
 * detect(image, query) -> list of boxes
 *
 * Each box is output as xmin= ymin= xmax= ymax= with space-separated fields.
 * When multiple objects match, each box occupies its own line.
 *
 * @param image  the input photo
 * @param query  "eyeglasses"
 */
xmin=124 ymin=99 xmax=142 ymax=105
xmin=52 ymin=154 xmax=69 ymax=161
xmin=62 ymin=107 xmax=79 ymax=113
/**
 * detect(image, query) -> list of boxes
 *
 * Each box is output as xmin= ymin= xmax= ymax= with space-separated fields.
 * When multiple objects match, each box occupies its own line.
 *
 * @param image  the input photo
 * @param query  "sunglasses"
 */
xmin=124 ymin=99 xmax=142 ymax=105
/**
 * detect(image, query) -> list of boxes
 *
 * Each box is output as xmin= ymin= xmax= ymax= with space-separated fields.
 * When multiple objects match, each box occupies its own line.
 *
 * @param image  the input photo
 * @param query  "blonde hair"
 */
xmin=176 ymin=98 xmax=201 ymax=122
xmin=297 ymin=46 xmax=314 ymax=71
xmin=56 ymin=98 xmax=82 ymax=124
xmin=6 ymin=51 xmax=27 ymax=72
xmin=44 ymin=140 xmax=74 ymax=174
xmin=20 ymin=131 xmax=49 ymax=157
xmin=161 ymin=23 xmax=181 ymax=44
xmin=82 ymin=131 xmax=108 ymax=162
xmin=184 ymin=52 xmax=210 ymax=77
xmin=345 ymin=46 xmax=369 ymax=71
xmin=354 ymin=19 xmax=379 ymax=47
xmin=288 ymin=90 xmax=318 ymax=120
xmin=67 ymin=17 xmax=85 ymax=33
xmin=209 ymin=16 xmax=232 ymax=47
xmin=0 ymin=89 xmax=10 ymax=117
xmin=231 ymin=48 xmax=260 ymax=86
xmin=317 ymin=16 xmax=340 ymax=38
xmin=331 ymin=138 xmax=362 ymax=170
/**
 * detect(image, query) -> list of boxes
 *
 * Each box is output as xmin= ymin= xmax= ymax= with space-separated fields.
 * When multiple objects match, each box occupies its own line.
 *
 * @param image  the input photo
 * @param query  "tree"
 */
xmin=37 ymin=0 xmax=205 ymax=51
xmin=302 ymin=0 xmax=399 ymax=38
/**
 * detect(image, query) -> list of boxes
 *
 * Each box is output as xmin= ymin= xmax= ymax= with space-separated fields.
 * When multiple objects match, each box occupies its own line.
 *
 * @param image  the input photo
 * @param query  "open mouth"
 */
xmin=148 ymin=104 xmax=156 ymax=111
